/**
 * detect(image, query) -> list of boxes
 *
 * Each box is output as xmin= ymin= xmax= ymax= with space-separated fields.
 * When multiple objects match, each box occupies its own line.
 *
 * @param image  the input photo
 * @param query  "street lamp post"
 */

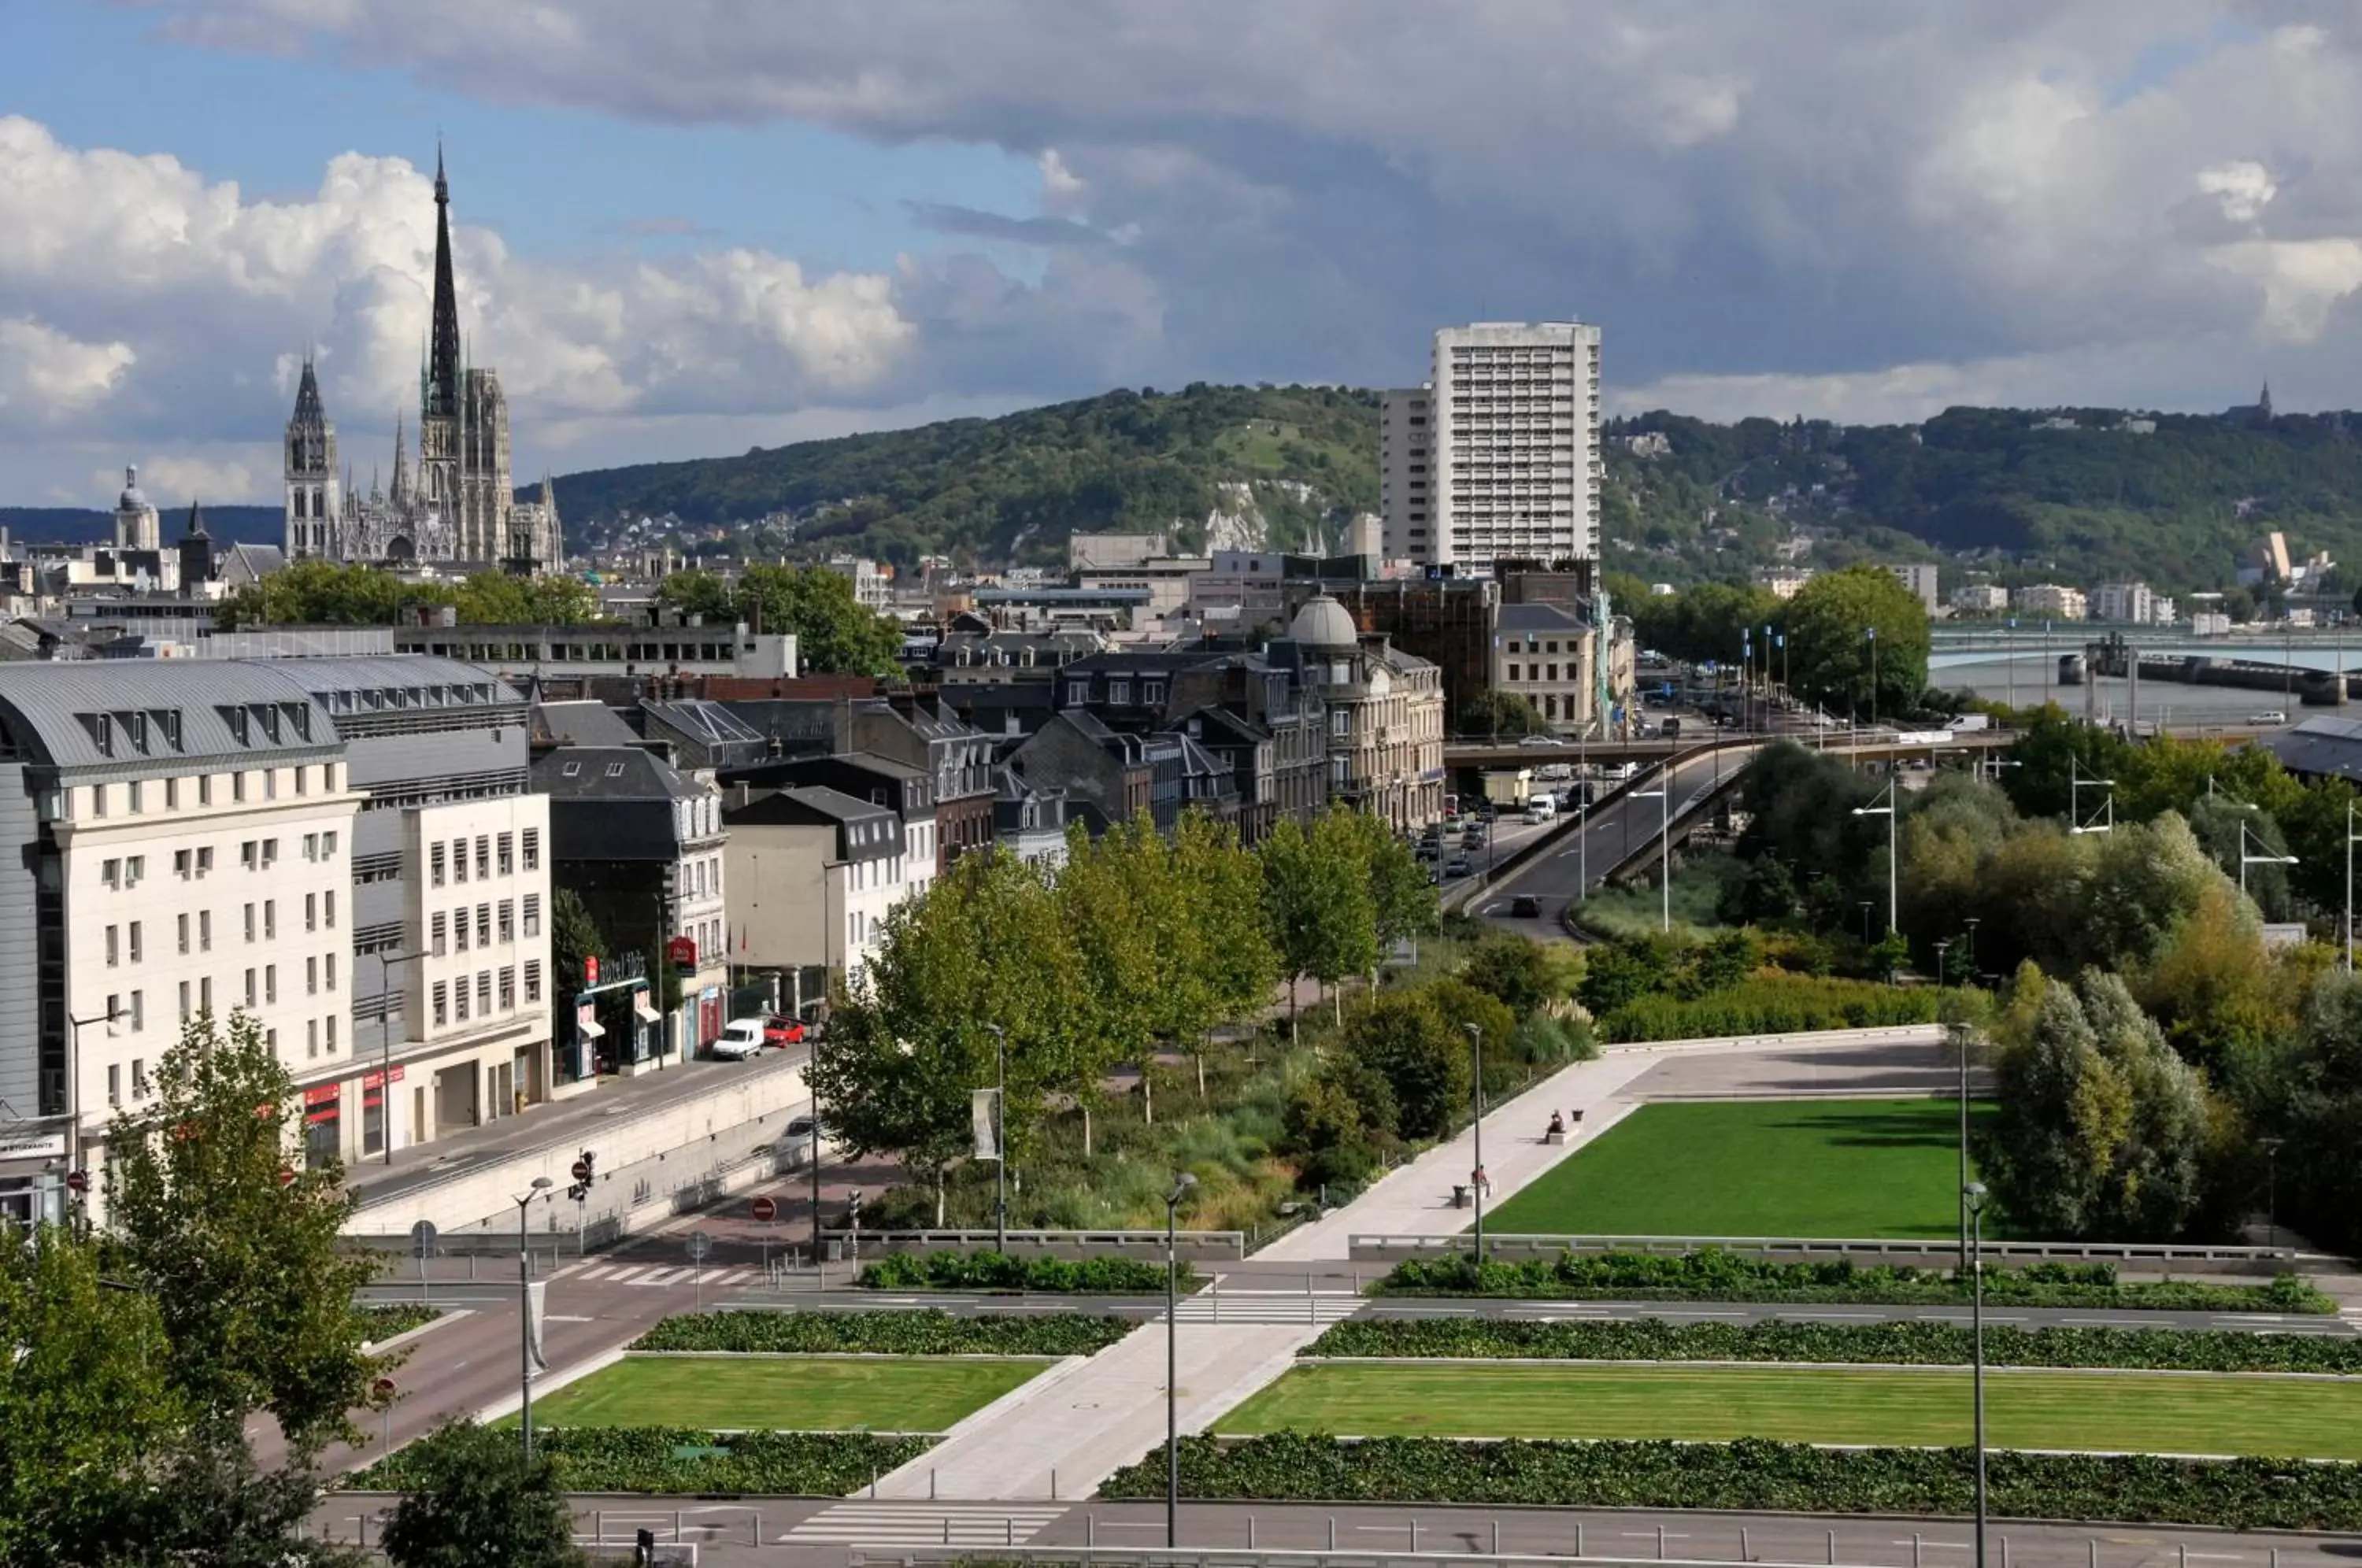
xmin=516 ymin=1174 xmax=553 ymax=1459
xmin=1950 ymin=1021 xmax=1972 ymax=1274
xmin=2260 ymin=1136 xmax=2284 ymax=1252
xmin=1850 ymin=781 xmax=1898 ymax=937
xmin=1464 ymin=1023 xmax=1486 ymax=1261
xmin=1965 ymin=1181 xmax=1990 ymax=1568
xmin=2237 ymin=821 xmax=2299 ymax=907
xmin=1963 ymin=917 xmax=1981 ymax=978
xmin=1164 ymin=1171 xmax=1197 ymax=1549
xmin=2345 ymin=801 xmax=2361 ymax=974
xmin=376 ymin=950 xmax=427 ymax=1166
xmin=985 ymin=1024 xmax=1009 ymax=1254
xmin=64 ymin=1003 xmax=124 ymax=1214
xmin=2068 ymin=763 xmax=2114 ymax=836
xmin=1635 ymin=782 xmax=1670 ymax=931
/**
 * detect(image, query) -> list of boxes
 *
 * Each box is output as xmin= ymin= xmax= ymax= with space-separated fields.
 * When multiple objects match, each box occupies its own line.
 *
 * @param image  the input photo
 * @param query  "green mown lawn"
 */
xmin=522 ymin=1355 xmax=1046 ymax=1433
xmin=1483 ymin=1098 xmax=1996 ymax=1240
xmin=1220 ymin=1363 xmax=2362 ymax=1460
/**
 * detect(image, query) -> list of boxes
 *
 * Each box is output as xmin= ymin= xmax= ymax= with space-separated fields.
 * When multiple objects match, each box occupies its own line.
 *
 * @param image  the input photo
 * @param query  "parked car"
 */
xmin=763 ymin=1015 xmax=806 ymax=1045
xmin=1509 ymin=894 xmax=1542 ymax=918
xmin=710 ymin=1018 xmax=768 ymax=1060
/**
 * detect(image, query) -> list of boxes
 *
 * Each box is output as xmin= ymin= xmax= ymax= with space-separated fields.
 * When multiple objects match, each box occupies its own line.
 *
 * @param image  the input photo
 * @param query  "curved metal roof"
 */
xmin=0 ymin=660 xmax=335 ymax=771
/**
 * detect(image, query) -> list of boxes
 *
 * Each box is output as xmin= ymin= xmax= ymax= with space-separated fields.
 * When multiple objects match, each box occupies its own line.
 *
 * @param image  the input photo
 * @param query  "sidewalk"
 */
xmin=1257 ymin=1025 xmax=1949 ymax=1263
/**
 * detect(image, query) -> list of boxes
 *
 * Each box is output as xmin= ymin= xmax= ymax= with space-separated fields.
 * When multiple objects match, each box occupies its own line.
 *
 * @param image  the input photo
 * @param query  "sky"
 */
xmin=8 ymin=1 xmax=2362 ymax=508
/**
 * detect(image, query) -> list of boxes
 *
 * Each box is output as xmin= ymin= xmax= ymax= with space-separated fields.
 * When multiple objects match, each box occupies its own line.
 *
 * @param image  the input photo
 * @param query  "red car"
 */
xmin=762 ymin=1015 xmax=806 ymax=1046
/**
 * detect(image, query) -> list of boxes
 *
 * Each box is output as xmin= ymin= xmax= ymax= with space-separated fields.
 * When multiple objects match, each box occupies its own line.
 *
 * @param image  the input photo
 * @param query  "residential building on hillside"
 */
xmin=2016 ymin=583 xmax=2089 ymax=621
xmin=827 ymin=557 xmax=891 ymax=612
xmin=1887 ymin=564 xmax=1941 ymax=615
xmin=1754 ymin=566 xmax=1815 ymax=601
xmin=720 ymin=784 xmax=909 ymax=1014
xmin=1384 ymin=321 xmax=1604 ymax=571
xmin=528 ymin=745 xmax=730 ymax=1063
xmin=1951 ymin=583 xmax=2009 ymax=614
xmin=2092 ymin=582 xmax=2157 ymax=624
xmin=1067 ymin=533 xmax=1169 ymax=571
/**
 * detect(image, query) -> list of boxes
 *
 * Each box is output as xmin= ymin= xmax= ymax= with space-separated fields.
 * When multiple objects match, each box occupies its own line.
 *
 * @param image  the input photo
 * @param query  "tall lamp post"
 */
xmin=2345 ymin=801 xmax=2362 ymax=974
xmin=2068 ymin=762 xmax=2114 ymax=836
xmin=1635 ymin=782 xmax=1671 ymax=931
xmin=2260 ymin=1136 xmax=2284 ymax=1252
xmin=1964 ymin=1181 xmax=1990 ymax=1568
xmin=375 ymin=950 xmax=427 ymax=1166
xmin=2237 ymin=821 xmax=2298 ymax=907
xmin=1164 ymin=1171 xmax=1197 ymax=1549
xmin=1950 ymin=1020 xmax=1973 ymax=1274
xmin=985 ymin=1024 xmax=1009 ymax=1254
xmin=64 ymin=1003 xmax=124 ymax=1212
xmin=1464 ymin=1023 xmax=1486 ymax=1260
xmin=516 ymin=1174 xmax=553 ymax=1459
xmin=1851 ymin=780 xmax=1898 ymax=937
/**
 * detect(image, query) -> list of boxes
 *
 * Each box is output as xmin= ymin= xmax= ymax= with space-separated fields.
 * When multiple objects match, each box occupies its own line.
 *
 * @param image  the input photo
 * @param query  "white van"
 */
xmin=1526 ymin=793 xmax=1557 ymax=822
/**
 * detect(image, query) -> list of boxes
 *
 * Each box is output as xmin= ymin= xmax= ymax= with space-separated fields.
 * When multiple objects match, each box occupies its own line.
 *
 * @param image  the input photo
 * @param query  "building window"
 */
xmin=476 ymin=837 xmax=490 ymax=880
xmin=106 ymin=924 xmax=119 ymax=966
xmin=454 ymin=977 xmax=469 ymax=1022
xmin=1508 ymin=663 xmax=1520 ymax=682
xmin=523 ymin=893 xmax=541 ymax=937
xmin=198 ymin=775 xmax=212 ymax=806
xmin=524 ymin=960 xmax=543 ymax=1003
xmin=303 ymin=834 xmax=317 ymax=861
xmin=124 ymin=856 xmax=143 ymax=888
xmin=499 ymin=967 xmax=515 ymax=1011
xmin=265 ymin=964 xmax=276 ymax=1004
xmin=198 ymin=910 xmax=211 ymax=952
xmin=264 ymin=900 xmax=276 ymax=941
xmin=200 ymin=975 xmax=210 ymax=1011
xmin=431 ymin=982 xmax=449 ymax=1027
xmin=326 ymin=1016 xmax=337 ymax=1053
xmin=177 ymin=913 xmax=189 ymax=955
xmin=325 ymin=890 xmax=335 ymax=928
xmin=325 ymin=953 xmax=337 ymax=990
xmin=307 ymin=1019 xmax=319 ymax=1060
xmin=305 ymin=893 xmax=317 ymax=932
xmin=243 ymin=968 xmax=256 ymax=1008
xmin=431 ymin=912 xmax=447 ymax=957
xmin=101 ymin=857 xmax=120 ymax=889
xmin=241 ymin=841 xmax=257 ymax=871
xmin=454 ymin=911 xmax=469 ymax=953
xmin=307 ymin=956 xmax=318 ymax=995
xmin=453 ymin=842 xmax=468 ymax=885
xmin=196 ymin=845 xmax=212 ymax=877
xmin=323 ymin=831 xmax=337 ymax=858
xmin=108 ymin=1064 xmax=120 ymax=1107
xmin=477 ymin=905 xmax=491 ymax=949
xmin=244 ymin=904 xmax=256 ymax=943
xmin=178 ymin=981 xmax=190 ymax=1021
xmin=128 ymin=921 xmax=141 ymax=963
xmin=91 ymin=783 xmax=107 ymax=819
xmin=431 ymin=842 xmax=446 ymax=886
xmin=498 ymin=900 xmax=514 ymax=943
xmin=522 ymin=828 xmax=539 ymax=871
xmin=498 ymin=832 xmax=513 ymax=875
xmin=128 ymin=780 xmax=143 ymax=814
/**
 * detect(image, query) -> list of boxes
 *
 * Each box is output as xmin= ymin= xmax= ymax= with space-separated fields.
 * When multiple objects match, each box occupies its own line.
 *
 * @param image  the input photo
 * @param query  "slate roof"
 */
xmin=531 ymin=745 xmax=702 ymax=801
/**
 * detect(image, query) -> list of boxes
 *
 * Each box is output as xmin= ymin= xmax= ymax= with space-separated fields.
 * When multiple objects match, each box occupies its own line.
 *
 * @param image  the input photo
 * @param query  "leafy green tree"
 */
xmin=1687 ymin=929 xmax=1761 ymax=995
xmin=1057 ymin=817 xmax=1173 ymax=1128
xmin=1458 ymin=690 xmax=1549 ymax=738
xmin=219 ymin=560 xmax=444 ymax=629
xmin=102 ymin=1008 xmax=388 ymax=1452
xmin=1425 ymin=978 xmax=1519 ymax=1095
xmin=1783 ymin=564 xmax=1931 ymax=719
xmin=1280 ymin=1074 xmax=1379 ymax=1189
xmin=1577 ymin=937 xmax=1674 ymax=1016
xmin=1345 ymin=991 xmax=1470 ymax=1140
xmin=1258 ymin=815 xmax=1376 ymax=1034
xmin=1458 ymin=933 xmax=1554 ymax=1020
xmin=659 ymin=564 xmax=902 ymax=673
xmin=1321 ymin=806 xmax=1438 ymax=958
xmin=548 ymin=889 xmax=606 ymax=997
xmin=381 ymin=1421 xmax=586 ymax=1568
xmin=123 ymin=1423 xmax=364 ymax=1568
xmin=0 ymin=1225 xmax=178 ymax=1565
xmin=450 ymin=572 xmax=601 ymax=625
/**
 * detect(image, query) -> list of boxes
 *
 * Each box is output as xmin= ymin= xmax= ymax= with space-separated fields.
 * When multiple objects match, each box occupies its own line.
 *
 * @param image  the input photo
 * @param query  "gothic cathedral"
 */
xmin=283 ymin=151 xmax=561 ymax=574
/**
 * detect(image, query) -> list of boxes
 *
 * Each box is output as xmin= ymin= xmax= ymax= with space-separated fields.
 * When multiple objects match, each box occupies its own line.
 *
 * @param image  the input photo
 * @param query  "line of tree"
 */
xmin=807 ymin=805 xmax=1438 ymax=1220
xmin=219 ymin=559 xmax=605 ymax=630
xmin=653 ymin=564 xmax=904 ymax=675
xmin=1612 ymin=565 xmax=1938 ymax=721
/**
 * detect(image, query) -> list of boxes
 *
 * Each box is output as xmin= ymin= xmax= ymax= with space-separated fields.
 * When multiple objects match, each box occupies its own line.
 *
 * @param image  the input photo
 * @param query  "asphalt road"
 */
xmin=311 ymin=1492 xmax=2362 ymax=1567
xmin=1475 ymin=745 xmax=1764 ymax=937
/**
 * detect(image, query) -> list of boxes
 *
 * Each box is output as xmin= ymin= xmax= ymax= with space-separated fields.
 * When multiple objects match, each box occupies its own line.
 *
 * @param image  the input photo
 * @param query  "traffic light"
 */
xmin=846 ymin=1187 xmax=864 ymax=1224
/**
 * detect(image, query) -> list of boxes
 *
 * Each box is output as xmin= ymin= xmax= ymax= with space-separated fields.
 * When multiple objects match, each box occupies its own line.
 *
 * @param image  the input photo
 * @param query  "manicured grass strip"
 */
xmin=631 ymin=1308 xmax=1131 ymax=1356
xmin=859 ymin=1250 xmax=1190 ymax=1293
xmin=1310 ymin=1317 xmax=2362 ymax=1374
xmin=1101 ymin=1432 xmax=2362 ymax=1529
xmin=1219 ymin=1363 xmax=2362 ymax=1461
xmin=522 ymin=1354 xmax=1045 ymax=1433
xmin=349 ymin=1427 xmax=927 ymax=1495
xmin=1378 ymin=1248 xmax=2334 ymax=1313
xmin=1484 ymin=1099 xmax=1993 ymax=1241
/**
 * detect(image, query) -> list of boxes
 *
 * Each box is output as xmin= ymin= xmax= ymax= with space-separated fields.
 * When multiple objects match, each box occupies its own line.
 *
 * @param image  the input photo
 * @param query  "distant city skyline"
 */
xmin=6 ymin=2 xmax=2360 ymax=506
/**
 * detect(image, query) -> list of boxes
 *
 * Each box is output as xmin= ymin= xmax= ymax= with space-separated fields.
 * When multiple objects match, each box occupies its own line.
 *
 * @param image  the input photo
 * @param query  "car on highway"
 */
xmin=1519 ymin=734 xmax=1568 ymax=747
xmin=2249 ymin=710 xmax=2288 ymax=726
xmin=710 ymin=1018 xmax=768 ymax=1060
xmin=763 ymin=1015 xmax=807 ymax=1045
xmin=1509 ymin=894 xmax=1542 ymax=918
xmin=1445 ymin=856 xmax=1473 ymax=878
xmin=1461 ymin=827 xmax=1486 ymax=848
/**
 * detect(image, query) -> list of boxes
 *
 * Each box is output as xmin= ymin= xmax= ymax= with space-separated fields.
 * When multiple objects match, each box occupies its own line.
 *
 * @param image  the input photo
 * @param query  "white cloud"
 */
xmin=103 ymin=450 xmax=270 ymax=507
xmin=0 ymin=316 xmax=135 ymax=416
xmin=2198 ymin=160 xmax=2279 ymax=224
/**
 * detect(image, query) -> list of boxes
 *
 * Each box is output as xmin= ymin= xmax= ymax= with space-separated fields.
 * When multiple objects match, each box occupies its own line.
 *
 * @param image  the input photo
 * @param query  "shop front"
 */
xmin=302 ymin=1082 xmax=342 ymax=1170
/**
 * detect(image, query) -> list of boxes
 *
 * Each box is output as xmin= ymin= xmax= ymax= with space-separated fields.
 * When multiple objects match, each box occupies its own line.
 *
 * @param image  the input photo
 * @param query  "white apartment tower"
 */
xmin=1382 ymin=322 xmax=1603 ymax=571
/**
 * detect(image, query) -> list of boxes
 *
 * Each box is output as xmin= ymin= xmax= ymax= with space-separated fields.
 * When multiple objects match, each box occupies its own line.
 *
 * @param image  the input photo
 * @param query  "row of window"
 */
xmin=79 ymin=763 xmax=343 ymax=819
xmin=429 ymin=895 xmax=541 ymax=956
xmin=104 ymin=894 xmax=339 ymax=968
xmin=95 ymin=831 xmax=338 ymax=893
xmin=430 ymin=962 xmax=543 ymax=1026
xmin=428 ymin=828 xmax=539 ymax=887
xmin=1505 ymin=663 xmax=1582 ymax=686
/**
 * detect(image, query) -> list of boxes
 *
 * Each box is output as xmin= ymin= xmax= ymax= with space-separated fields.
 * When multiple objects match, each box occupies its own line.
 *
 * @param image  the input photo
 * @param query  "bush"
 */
xmin=1598 ymin=974 xmax=1941 ymax=1041
xmin=1458 ymin=934 xmax=1554 ymax=1019
xmin=350 ymin=1427 xmax=927 ymax=1496
xmin=1345 ymin=992 xmax=1468 ymax=1139
xmin=854 ymin=1249 xmax=1188 ymax=1294
xmin=1100 ymin=1433 xmax=2362 ymax=1529
xmin=360 ymin=1304 xmax=441 ymax=1341
xmin=1308 ymin=1315 xmax=2362 ymax=1373
xmin=1375 ymin=1248 xmax=2334 ymax=1313
xmin=631 ymin=1307 xmax=1133 ymax=1356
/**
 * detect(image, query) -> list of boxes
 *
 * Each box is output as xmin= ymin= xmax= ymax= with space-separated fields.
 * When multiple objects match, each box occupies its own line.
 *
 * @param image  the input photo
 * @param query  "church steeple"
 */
xmin=425 ymin=144 xmax=460 ymax=423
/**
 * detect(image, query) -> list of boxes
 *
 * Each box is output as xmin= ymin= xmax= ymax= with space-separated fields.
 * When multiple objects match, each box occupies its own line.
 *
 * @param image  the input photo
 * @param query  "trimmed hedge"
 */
xmin=858 ymin=1249 xmax=1189 ymax=1294
xmin=1598 ymin=975 xmax=1939 ymax=1043
xmin=347 ymin=1426 xmax=928 ymax=1495
xmin=1099 ymin=1433 xmax=2362 ymax=1529
xmin=1377 ymin=1250 xmax=2335 ymax=1314
xmin=630 ymin=1308 xmax=1132 ymax=1357
xmin=359 ymin=1304 xmax=441 ymax=1341
xmin=1310 ymin=1317 xmax=2362 ymax=1374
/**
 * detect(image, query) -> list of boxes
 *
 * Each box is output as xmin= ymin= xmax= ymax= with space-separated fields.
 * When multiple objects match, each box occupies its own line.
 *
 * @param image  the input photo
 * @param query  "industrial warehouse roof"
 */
xmin=2260 ymin=714 xmax=2362 ymax=783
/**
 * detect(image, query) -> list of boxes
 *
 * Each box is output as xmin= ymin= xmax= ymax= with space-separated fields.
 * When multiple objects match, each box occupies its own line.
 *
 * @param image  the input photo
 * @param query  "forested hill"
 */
xmin=1603 ymin=405 xmax=2362 ymax=593
xmin=540 ymin=383 xmax=1379 ymax=568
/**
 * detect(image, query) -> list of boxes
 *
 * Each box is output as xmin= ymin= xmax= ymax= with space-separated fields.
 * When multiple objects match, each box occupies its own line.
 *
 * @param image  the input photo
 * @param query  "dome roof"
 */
xmin=117 ymin=465 xmax=147 ymax=511
xmin=1290 ymin=594 xmax=1359 ymax=649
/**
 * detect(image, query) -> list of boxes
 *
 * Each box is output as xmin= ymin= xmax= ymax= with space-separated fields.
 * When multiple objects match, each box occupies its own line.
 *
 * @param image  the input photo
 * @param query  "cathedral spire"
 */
xmin=292 ymin=352 xmax=326 ymax=424
xmin=390 ymin=409 xmax=411 ymax=507
xmin=425 ymin=145 xmax=460 ymax=423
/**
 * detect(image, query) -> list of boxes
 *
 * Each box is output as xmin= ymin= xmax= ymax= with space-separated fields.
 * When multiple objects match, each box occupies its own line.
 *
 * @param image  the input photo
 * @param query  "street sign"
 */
xmin=685 ymin=1230 xmax=714 ymax=1263
xmin=409 ymin=1219 xmax=439 ymax=1259
xmin=570 ymin=1158 xmax=591 ymax=1183
xmin=371 ymin=1377 xmax=396 ymax=1400
xmin=584 ymin=955 xmax=599 ymax=986
xmin=63 ymin=1169 xmax=87 ymax=1195
xmin=750 ymin=1196 xmax=777 ymax=1222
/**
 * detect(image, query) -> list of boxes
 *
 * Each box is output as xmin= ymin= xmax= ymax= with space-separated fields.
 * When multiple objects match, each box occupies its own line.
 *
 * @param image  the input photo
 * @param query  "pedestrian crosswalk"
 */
xmin=560 ymin=1261 xmax=765 ymax=1290
xmin=1170 ymin=1289 xmax=1363 ymax=1324
xmin=783 ymin=1502 xmax=1068 ymax=1548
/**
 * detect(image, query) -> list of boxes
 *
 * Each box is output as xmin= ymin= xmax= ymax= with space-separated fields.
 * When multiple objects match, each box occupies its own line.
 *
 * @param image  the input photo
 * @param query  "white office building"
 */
xmin=2092 ymin=582 xmax=2157 ymax=625
xmin=1382 ymin=321 xmax=1603 ymax=571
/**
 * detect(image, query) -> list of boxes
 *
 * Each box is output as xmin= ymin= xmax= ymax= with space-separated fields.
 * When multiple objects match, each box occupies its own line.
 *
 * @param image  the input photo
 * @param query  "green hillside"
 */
xmin=544 ymin=383 xmax=1378 ymax=568
xmin=531 ymin=385 xmax=2362 ymax=597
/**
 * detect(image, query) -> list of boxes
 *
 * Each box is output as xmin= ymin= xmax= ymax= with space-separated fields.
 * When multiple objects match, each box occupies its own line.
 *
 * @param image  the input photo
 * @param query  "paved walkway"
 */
xmin=1258 ymin=1025 xmax=1949 ymax=1263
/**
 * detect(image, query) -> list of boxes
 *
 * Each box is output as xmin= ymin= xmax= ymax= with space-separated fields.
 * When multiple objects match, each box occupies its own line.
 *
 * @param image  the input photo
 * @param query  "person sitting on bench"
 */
xmin=1546 ymin=1110 xmax=1568 ymax=1138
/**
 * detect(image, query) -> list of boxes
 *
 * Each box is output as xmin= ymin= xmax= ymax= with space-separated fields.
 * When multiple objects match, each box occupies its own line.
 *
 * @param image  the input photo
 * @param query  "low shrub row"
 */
xmin=1597 ymin=974 xmax=1941 ymax=1042
xmin=1376 ymin=1250 xmax=2334 ymax=1313
xmin=857 ymin=1249 xmax=1188 ymax=1293
xmin=358 ymin=1304 xmax=441 ymax=1341
xmin=347 ymin=1427 xmax=930 ymax=1495
xmin=630 ymin=1307 xmax=1132 ymax=1357
xmin=1310 ymin=1316 xmax=2362 ymax=1374
xmin=1098 ymin=1433 xmax=2362 ymax=1529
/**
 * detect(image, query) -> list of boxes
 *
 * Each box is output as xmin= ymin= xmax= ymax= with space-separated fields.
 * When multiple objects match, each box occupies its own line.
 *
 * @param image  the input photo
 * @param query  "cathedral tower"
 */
xmin=416 ymin=147 xmax=462 ymax=530
xmin=282 ymin=355 xmax=340 ymax=558
xmin=113 ymin=466 xmax=161 ymax=553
